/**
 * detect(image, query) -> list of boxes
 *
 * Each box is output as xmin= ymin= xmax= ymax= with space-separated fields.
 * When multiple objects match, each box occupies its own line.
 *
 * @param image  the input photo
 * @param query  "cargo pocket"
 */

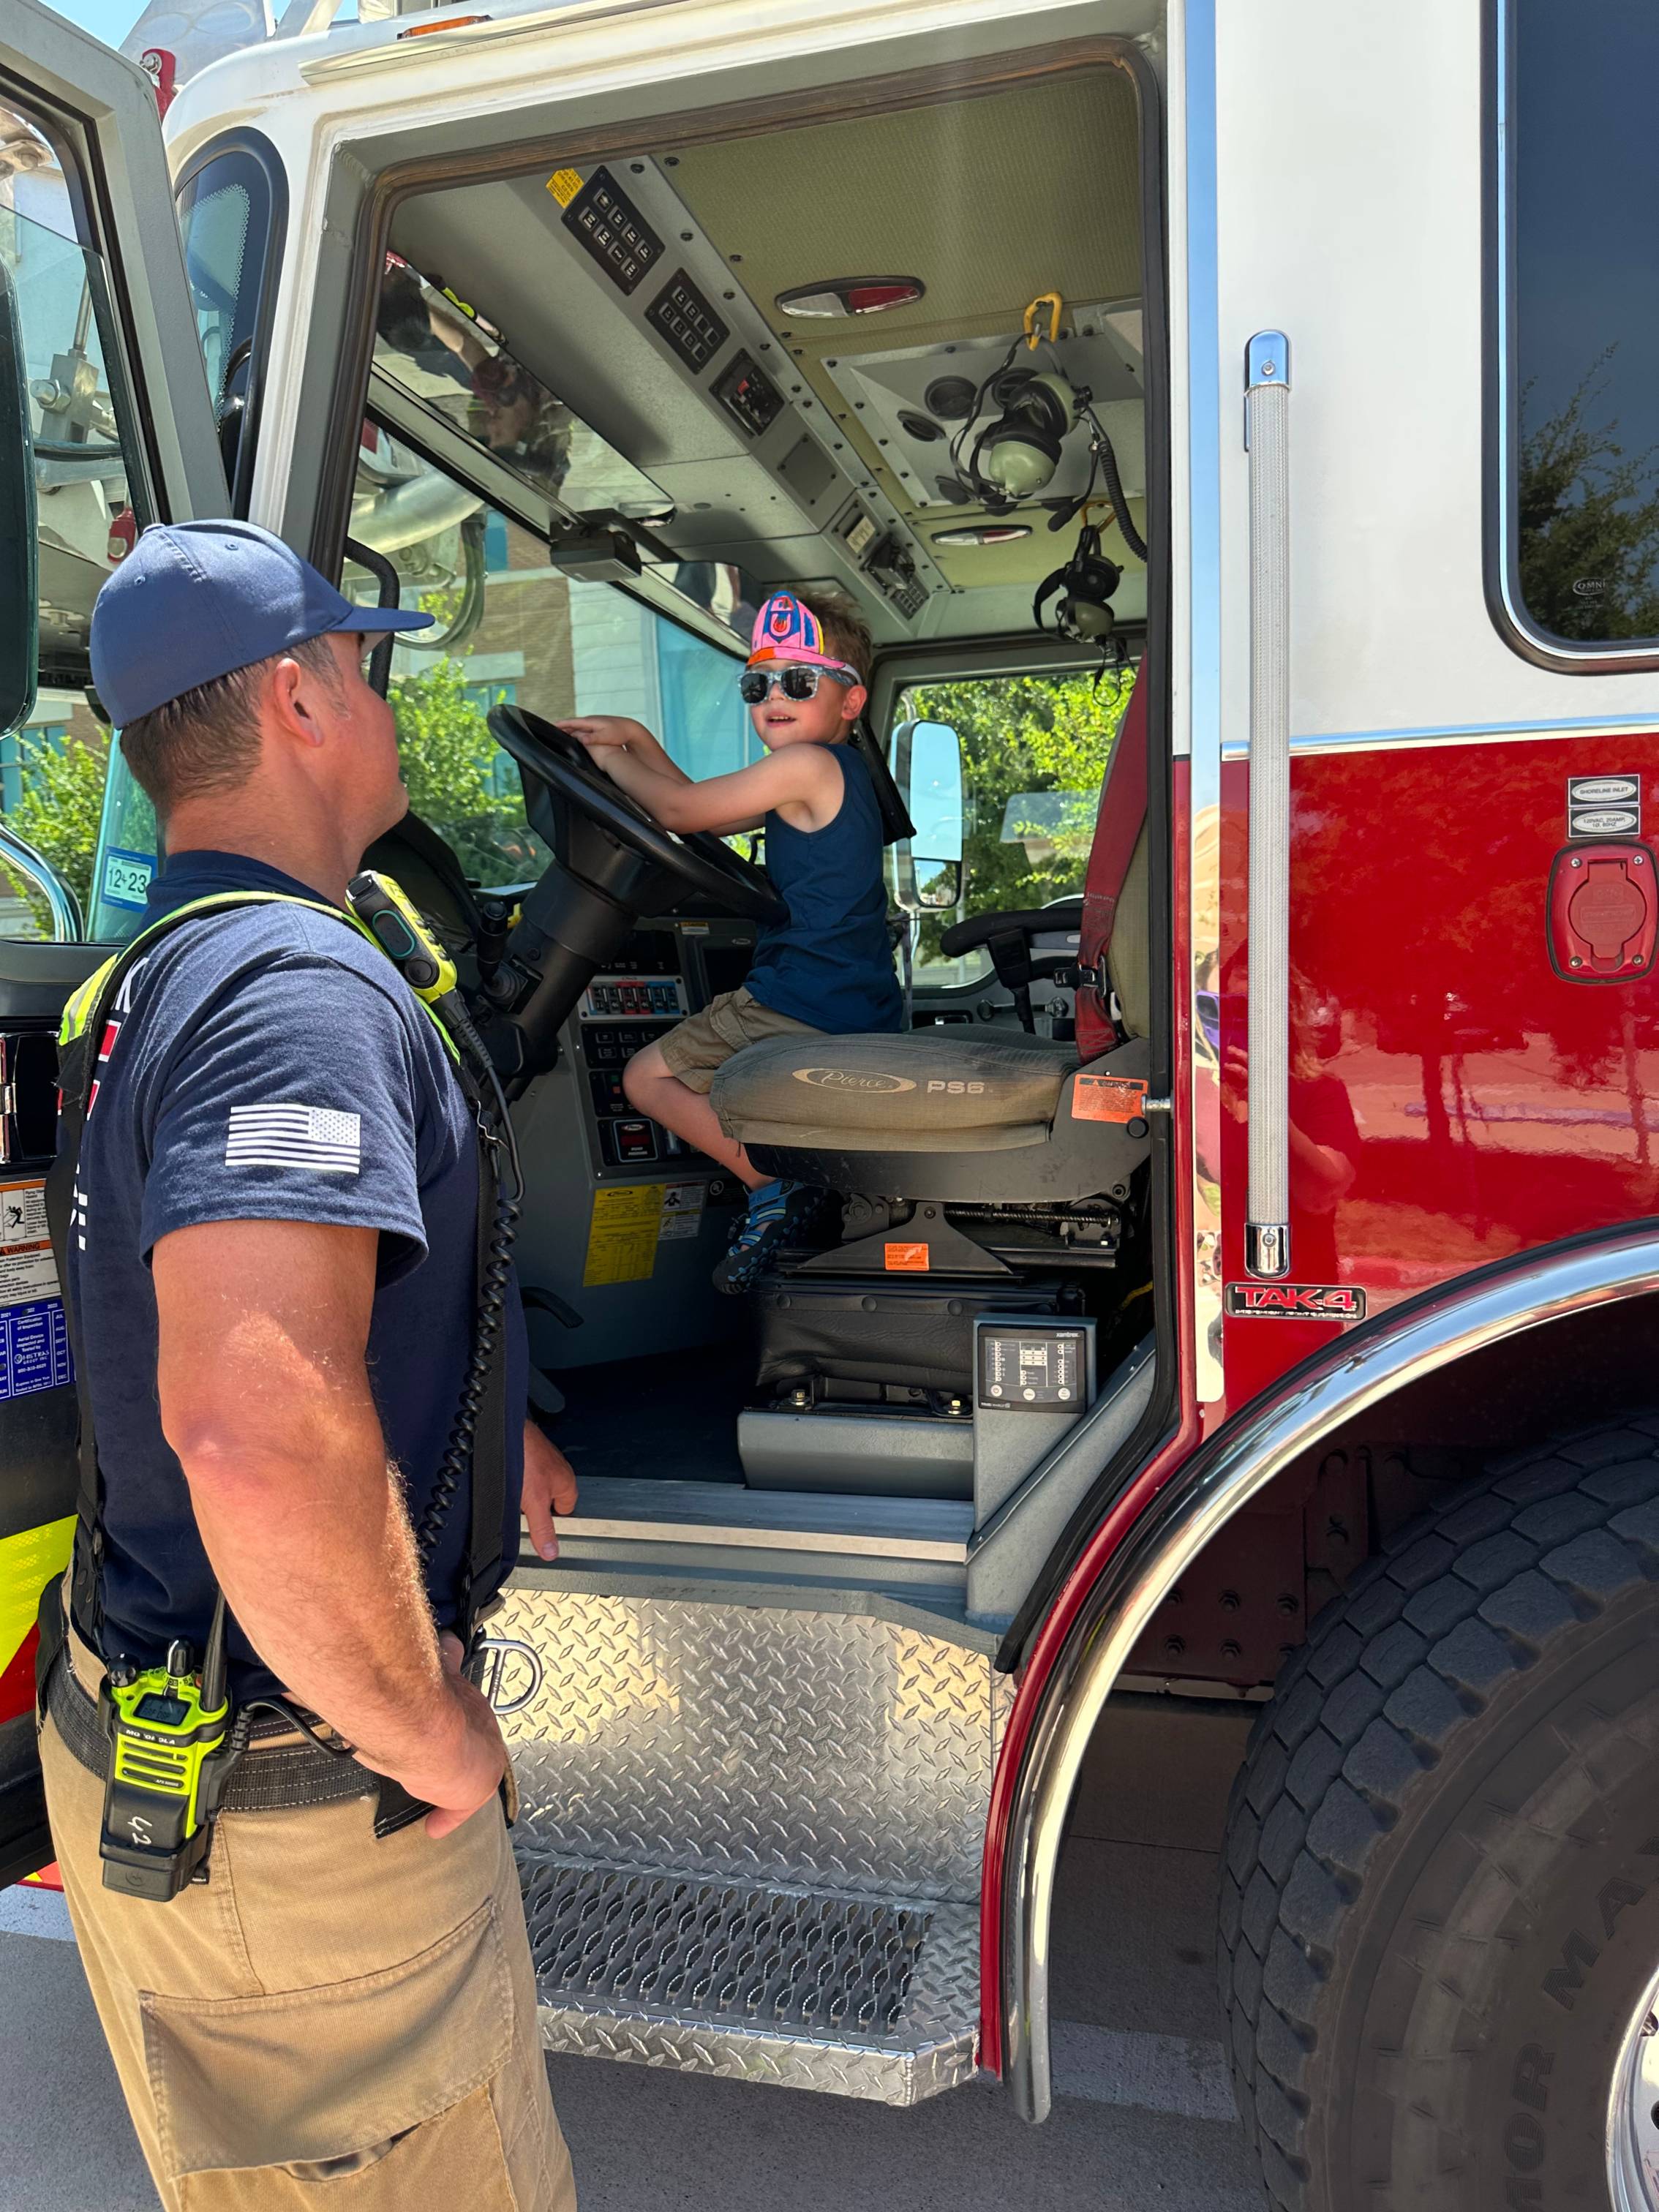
xmin=141 ymin=1896 xmax=514 ymax=2194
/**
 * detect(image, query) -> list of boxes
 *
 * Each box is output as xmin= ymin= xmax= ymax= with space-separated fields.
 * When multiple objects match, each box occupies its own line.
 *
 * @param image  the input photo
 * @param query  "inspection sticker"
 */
xmin=657 ymin=1181 xmax=707 ymax=1242
xmin=583 ymin=1184 xmax=662 ymax=1285
xmin=99 ymin=848 xmax=155 ymax=912
xmin=0 ymin=1300 xmax=71 ymax=1400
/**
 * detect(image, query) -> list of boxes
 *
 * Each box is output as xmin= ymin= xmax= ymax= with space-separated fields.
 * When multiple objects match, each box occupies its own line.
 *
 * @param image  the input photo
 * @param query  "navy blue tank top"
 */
xmin=745 ymin=744 xmax=903 ymax=1033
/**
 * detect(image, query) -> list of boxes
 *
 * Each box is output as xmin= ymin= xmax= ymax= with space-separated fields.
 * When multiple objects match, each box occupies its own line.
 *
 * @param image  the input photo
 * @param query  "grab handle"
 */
xmin=1244 ymin=331 xmax=1291 ymax=1279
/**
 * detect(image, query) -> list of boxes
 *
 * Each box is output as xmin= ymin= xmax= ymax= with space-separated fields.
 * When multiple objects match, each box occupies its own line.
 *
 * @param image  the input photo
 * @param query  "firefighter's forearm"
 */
xmin=176 ymin=1418 xmax=461 ymax=1775
xmin=150 ymin=1217 xmax=471 ymax=1778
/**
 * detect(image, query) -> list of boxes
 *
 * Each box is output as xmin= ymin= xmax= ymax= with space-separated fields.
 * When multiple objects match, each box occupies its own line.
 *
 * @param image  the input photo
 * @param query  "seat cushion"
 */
xmin=710 ymin=1031 xmax=1079 ymax=1153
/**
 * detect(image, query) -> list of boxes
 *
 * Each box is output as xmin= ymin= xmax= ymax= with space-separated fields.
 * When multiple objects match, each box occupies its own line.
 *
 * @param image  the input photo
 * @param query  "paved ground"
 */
xmin=0 ymin=1697 xmax=1266 ymax=2212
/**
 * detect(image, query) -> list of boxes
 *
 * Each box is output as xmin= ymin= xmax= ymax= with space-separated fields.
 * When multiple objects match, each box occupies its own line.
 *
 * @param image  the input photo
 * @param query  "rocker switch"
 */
xmin=1547 ymin=840 xmax=1658 ymax=981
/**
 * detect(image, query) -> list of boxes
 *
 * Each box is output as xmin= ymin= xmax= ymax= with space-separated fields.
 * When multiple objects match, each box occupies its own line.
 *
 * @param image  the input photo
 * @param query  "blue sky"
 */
xmin=45 ymin=0 xmax=151 ymax=47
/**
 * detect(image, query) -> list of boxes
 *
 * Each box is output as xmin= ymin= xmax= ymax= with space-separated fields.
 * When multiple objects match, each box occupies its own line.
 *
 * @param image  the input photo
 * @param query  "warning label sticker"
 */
xmin=0 ymin=1181 xmax=48 ymax=1249
xmin=1072 ymin=1074 xmax=1150 ymax=1124
xmin=884 ymin=1241 xmax=929 ymax=1272
xmin=545 ymin=168 xmax=584 ymax=208
xmin=0 ymin=1249 xmax=59 ymax=1306
xmin=582 ymin=1184 xmax=663 ymax=1285
xmin=657 ymin=1181 xmax=707 ymax=1242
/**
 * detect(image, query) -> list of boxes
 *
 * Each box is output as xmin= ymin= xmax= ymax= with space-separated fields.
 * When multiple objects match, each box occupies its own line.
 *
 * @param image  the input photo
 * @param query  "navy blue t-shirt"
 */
xmin=745 ymin=745 xmax=902 ymax=1033
xmin=69 ymin=850 xmax=527 ymax=1700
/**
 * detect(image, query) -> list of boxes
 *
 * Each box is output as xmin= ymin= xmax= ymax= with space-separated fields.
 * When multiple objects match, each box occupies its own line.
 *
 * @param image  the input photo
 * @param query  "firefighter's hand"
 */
xmin=522 ymin=1420 xmax=579 ymax=1561
xmin=415 ymin=1633 xmax=509 ymax=1841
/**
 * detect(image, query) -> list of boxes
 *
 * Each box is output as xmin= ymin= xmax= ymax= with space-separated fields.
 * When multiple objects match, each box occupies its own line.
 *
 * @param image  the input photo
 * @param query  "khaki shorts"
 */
xmin=40 ymin=1614 xmax=576 ymax=2212
xmin=655 ymin=985 xmax=819 ymax=1094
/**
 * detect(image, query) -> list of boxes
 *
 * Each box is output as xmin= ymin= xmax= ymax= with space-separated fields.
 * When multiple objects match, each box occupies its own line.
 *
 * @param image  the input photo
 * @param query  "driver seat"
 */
xmin=710 ymin=1028 xmax=1151 ymax=1205
xmin=710 ymin=1030 xmax=1079 ymax=1154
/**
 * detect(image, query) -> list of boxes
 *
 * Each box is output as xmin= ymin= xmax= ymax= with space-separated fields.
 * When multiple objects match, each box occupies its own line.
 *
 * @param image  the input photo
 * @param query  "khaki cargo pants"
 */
xmin=39 ymin=1622 xmax=576 ymax=2212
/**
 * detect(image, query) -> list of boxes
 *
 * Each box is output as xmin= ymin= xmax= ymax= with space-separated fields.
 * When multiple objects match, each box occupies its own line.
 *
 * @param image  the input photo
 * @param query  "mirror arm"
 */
xmin=0 ymin=821 xmax=83 ymax=943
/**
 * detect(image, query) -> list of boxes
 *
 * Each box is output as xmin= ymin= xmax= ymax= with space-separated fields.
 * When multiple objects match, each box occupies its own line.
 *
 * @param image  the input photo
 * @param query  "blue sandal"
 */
xmin=713 ymin=1178 xmax=820 ymax=1295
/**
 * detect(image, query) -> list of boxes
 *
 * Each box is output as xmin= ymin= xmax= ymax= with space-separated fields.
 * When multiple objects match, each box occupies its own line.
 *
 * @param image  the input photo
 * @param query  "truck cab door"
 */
xmin=0 ymin=0 xmax=227 ymax=1884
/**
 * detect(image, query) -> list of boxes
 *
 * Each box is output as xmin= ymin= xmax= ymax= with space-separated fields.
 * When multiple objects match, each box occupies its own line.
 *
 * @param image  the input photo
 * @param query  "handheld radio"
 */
xmin=99 ymin=1592 xmax=241 ymax=1900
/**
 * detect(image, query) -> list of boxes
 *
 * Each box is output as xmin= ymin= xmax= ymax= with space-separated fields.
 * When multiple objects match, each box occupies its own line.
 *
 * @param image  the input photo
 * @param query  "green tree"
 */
xmin=388 ymin=655 xmax=546 ymax=886
xmin=5 ymin=723 xmax=110 ymax=933
xmin=1518 ymin=354 xmax=1659 ymax=639
xmin=907 ymin=665 xmax=1135 ymax=959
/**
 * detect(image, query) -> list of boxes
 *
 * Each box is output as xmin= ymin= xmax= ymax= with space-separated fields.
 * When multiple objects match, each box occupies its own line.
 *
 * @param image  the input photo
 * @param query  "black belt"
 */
xmin=47 ymin=1652 xmax=380 ymax=1815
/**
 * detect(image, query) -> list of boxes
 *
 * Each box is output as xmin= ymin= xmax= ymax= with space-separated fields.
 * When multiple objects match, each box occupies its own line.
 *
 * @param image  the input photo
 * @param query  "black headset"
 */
xmin=1033 ymin=522 xmax=1124 ymax=655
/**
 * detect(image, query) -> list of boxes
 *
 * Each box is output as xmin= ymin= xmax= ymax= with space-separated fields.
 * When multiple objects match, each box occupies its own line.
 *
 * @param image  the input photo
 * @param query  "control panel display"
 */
xmin=561 ymin=166 xmax=665 ymax=296
xmin=712 ymin=350 xmax=785 ymax=440
xmin=977 ymin=1325 xmax=1086 ymax=1410
xmin=580 ymin=975 xmax=687 ymax=1020
xmin=647 ymin=269 xmax=730 ymax=372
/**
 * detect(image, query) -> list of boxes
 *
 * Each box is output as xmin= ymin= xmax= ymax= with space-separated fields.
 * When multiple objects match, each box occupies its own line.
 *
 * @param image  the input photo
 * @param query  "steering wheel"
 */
xmin=489 ymin=704 xmax=786 ymax=925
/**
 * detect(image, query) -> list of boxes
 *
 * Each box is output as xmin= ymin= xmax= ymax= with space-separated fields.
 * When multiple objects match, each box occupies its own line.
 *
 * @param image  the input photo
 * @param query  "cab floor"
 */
xmin=549 ymin=1346 xmax=750 ymax=1486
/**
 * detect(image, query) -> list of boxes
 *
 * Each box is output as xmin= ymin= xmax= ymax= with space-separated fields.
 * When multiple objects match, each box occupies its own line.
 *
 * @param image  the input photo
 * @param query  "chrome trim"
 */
xmin=1606 ymin=1956 xmax=1659 ymax=2212
xmin=559 ymin=1514 xmax=968 ymax=1564
xmin=1244 ymin=1222 xmax=1288 ymax=1279
xmin=0 ymin=824 xmax=83 ymax=943
xmin=1001 ymin=1222 xmax=1659 ymax=2123
xmin=1244 ymin=331 xmax=1291 ymax=1277
xmin=1488 ymin=0 xmax=1659 ymax=674
xmin=1222 ymin=714 xmax=1659 ymax=761
xmin=1178 ymin=0 xmax=1224 ymax=1402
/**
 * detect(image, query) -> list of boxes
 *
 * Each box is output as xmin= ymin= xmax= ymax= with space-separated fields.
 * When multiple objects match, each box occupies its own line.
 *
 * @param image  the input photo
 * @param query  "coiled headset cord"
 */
xmin=411 ymin=991 xmax=524 ymax=1581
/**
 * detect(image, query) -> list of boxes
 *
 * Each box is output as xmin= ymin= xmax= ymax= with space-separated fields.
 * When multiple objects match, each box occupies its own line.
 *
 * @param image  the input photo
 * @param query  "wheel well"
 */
xmin=1124 ymin=1287 xmax=1659 ymax=1690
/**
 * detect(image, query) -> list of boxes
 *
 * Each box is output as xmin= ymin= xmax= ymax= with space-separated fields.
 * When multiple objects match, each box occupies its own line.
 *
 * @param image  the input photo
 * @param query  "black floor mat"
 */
xmin=549 ymin=1345 xmax=750 ymax=1486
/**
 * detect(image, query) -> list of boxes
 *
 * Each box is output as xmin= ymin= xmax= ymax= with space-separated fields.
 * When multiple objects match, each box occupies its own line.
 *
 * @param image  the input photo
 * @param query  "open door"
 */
xmin=0 ymin=0 xmax=227 ymax=1885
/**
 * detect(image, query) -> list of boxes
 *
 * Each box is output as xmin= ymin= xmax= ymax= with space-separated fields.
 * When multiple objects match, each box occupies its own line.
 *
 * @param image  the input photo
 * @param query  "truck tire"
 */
xmin=1218 ymin=1415 xmax=1659 ymax=2211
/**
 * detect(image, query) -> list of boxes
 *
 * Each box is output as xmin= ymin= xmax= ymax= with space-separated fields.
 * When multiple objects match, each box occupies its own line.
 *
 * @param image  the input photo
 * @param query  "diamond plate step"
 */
xmin=488 ymin=1587 xmax=1009 ymax=2102
xmin=522 ymin=1859 xmax=980 ymax=2101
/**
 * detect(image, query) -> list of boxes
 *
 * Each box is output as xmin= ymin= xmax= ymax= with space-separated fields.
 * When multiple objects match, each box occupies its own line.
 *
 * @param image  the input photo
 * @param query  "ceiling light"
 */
xmin=931 ymin=524 xmax=1033 ymax=548
xmin=775 ymin=277 xmax=925 ymax=320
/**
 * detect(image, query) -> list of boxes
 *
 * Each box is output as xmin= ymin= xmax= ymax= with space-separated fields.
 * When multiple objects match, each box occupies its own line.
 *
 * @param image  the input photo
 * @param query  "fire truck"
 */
xmin=2 ymin=1 xmax=1658 ymax=2202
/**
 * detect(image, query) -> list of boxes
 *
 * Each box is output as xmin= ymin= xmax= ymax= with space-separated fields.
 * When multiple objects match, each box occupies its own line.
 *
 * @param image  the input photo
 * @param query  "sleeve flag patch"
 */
xmin=225 ymin=1102 xmax=362 ymax=1175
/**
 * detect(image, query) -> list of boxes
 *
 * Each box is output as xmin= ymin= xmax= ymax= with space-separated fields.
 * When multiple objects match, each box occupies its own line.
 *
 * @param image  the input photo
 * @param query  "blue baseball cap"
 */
xmin=89 ymin=519 xmax=433 ymax=726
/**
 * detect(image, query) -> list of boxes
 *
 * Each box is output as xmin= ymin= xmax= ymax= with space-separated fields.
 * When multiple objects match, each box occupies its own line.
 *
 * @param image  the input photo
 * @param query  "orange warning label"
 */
xmin=546 ymin=168 xmax=584 ymax=208
xmin=884 ymin=1241 xmax=930 ymax=1272
xmin=1071 ymin=1074 xmax=1150 ymax=1124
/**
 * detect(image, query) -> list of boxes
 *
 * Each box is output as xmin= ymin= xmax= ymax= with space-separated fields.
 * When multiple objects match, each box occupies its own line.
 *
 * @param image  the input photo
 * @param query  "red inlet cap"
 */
xmin=1547 ymin=840 xmax=1659 ymax=980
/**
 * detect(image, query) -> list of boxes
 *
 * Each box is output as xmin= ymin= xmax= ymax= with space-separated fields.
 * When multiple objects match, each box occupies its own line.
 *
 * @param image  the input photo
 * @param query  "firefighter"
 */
xmin=34 ymin=521 xmax=579 ymax=2211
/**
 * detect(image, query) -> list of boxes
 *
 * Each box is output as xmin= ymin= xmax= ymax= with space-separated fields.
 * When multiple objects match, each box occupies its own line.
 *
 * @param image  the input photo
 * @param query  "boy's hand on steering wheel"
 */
xmin=563 ymin=715 xmax=649 ymax=753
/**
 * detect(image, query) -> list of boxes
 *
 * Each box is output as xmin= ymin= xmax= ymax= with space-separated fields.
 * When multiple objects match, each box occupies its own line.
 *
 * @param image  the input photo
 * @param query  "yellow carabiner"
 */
xmin=1023 ymin=291 xmax=1064 ymax=350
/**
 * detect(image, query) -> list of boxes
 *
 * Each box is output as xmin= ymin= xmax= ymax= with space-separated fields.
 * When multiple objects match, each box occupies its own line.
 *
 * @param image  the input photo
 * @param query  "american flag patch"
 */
xmin=225 ymin=1103 xmax=361 ymax=1175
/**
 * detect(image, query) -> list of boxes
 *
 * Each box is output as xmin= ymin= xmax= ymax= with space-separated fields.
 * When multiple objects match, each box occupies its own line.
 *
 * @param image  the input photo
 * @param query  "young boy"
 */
xmin=563 ymin=588 xmax=902 ymax=1290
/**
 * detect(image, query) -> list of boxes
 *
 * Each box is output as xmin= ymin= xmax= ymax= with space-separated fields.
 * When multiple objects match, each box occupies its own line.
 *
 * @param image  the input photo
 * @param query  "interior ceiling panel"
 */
xmin=668 ymin=67 xmax=1144 ymax=594
xmin=668 ymin=69 xmax=1141 ymax=355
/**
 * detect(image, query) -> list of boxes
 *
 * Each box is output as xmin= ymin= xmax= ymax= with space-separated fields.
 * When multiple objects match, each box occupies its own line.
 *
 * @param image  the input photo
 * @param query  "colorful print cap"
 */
xmin=747 ymin=591 xmax=860 ymax=681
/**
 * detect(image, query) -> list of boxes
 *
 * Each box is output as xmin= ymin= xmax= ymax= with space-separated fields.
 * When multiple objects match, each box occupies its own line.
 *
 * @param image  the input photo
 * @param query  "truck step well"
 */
xmin=489 ymin=1587 xmax=1008 ymax=2102
xmin=525 ymin=1862 xmax=980 ymax=2100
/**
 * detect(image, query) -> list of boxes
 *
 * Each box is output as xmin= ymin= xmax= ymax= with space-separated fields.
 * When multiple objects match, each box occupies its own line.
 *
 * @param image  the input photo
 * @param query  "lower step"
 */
xmin=522 ymin=1855 xmax=981 ymax=2103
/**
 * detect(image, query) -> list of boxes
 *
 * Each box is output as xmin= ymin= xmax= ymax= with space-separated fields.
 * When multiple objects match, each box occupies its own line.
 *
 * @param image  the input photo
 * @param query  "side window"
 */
xmin=1 ymin=99 xmax=153 ymax=941
xmin=896 ymin=664 xmax=1137 ymax=982
xmin=176 ymin=137 xmax=282 ymax=508
xmin=1502 ymin=2 xmax=1659 ymax=652
xmin=343 ymin=429 xmax=753 ymax=885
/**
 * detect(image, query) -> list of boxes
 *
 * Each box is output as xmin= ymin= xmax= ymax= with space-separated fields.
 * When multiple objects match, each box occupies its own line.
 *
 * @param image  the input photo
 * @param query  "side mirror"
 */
xmin=0 ymin=255 xmax=39 ymax=739
xmin=889 ymin=716 xmax=964 ymax=912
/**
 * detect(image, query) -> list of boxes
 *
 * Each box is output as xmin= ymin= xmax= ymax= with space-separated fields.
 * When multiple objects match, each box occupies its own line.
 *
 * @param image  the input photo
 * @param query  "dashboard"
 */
xmin=569 ymin=916 xmax=759 ymax=1177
